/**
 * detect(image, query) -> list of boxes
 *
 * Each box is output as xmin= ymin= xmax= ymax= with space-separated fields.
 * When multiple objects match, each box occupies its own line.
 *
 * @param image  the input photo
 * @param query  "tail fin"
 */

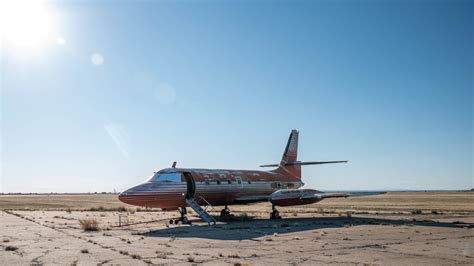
xmin=260 ymin=129 xmax=348 ymax=179
xmin=277 ymin=130 xmax=302 ymax=179
xmin=282 ymin=129 xmax=299 ymax=164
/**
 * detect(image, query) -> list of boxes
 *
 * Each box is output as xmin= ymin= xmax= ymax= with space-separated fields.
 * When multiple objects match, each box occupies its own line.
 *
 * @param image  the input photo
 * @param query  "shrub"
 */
xmin=156 ymin=251 xmax=172 ymax=259
xmin=81 ymin=249 xmax=89 ymax=253
xmin=79 ymin=218 xmax=100 ymax=231
xmin=131 ymin=254 xmax=142 ymax=259
xmin=89 ymin=206 xmax=105 ymax=212
xmin=117 ymin=206 xmax=127 ymax=212
xmin=411 ymin=209 xmax=422 ymax=215
xmin=5 ymin=246 xmax=18 ymax=251
xmin=187 ymin=256 xmax=195 ymax=262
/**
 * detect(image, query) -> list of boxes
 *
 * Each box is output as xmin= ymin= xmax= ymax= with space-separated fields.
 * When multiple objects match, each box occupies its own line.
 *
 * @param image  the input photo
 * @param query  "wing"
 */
xmin=234 ymin=195 xmax=270 ymax=204
xmin=302 ymin=191 xmax=385 ymax=200
xmin=235 ymin=191 xmax=384 ymax=204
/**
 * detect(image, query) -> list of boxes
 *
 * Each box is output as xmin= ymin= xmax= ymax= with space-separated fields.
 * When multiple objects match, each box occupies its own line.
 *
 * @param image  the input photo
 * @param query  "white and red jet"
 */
xmin=119 ymin=130 xmax=373 ymax=225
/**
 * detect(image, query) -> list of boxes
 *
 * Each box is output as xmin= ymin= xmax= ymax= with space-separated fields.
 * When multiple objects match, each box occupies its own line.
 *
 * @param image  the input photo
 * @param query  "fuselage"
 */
xmin=118 ymin=167 xmax=304 ymax=210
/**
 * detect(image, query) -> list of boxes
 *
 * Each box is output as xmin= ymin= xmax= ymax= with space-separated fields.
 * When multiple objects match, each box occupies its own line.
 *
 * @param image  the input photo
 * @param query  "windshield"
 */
xmin=147 ymin=173 xmax=182 ymax=183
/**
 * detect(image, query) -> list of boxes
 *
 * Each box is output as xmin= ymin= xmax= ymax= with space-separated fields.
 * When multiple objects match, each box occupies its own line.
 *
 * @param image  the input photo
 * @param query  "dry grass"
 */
xmin=78 ymin=218 xmax=100 ymax=231
xmin=87 ymin=206 xmax=128 ymax=212
xmin=314 ymin=192 xmax=474 ymax=213
xmin=1 ymin=192 xmax=473 ymax=213
xmin=156 ymin=251 xmax=172 ymax=259
xmin=0 ymin=194 xmax=127 ymax=210
xmin=5 ymin=246 xmax=18 ymax=251
xmin=131 ymin=254 xmax=142 ymax=259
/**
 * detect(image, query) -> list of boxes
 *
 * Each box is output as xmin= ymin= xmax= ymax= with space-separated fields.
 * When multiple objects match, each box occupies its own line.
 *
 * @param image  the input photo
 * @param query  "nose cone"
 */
xmin=118 ymin=183 xmax=151 ymax=207
xmin=118 ymin=190 xmax=129 ymax=204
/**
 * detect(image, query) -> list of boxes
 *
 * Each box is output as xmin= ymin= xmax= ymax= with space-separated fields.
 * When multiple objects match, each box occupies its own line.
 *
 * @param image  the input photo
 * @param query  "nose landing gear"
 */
xmin=170 ymin=207 xmax=191 ymax=225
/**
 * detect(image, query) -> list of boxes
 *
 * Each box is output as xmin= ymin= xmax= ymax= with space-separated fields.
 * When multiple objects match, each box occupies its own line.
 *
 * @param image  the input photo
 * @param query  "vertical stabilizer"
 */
xmin=276 ymin=130 xmax=301 ymax=179
xmin=261 ymin=129 xmax=347 ymax=180
xmin=281 ymin=129 xmax=298 ymax=164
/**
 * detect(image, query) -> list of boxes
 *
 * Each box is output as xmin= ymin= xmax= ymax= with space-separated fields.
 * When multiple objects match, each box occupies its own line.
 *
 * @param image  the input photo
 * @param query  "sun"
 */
xmin=0 ymin=0 xmax=55 ymax=50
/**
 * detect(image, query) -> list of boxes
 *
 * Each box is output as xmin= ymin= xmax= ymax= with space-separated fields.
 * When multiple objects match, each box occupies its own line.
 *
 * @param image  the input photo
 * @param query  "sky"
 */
xmin=0 ymin=0 xmax=472 ymax=193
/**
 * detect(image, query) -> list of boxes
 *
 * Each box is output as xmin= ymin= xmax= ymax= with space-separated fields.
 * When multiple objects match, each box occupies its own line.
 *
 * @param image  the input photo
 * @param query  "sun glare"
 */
xmin=0 ymin=0 xmax=55 ymax=50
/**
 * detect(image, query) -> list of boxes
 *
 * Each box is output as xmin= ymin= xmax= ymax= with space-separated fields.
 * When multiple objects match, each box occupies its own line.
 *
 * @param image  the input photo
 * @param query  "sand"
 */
xmin=0 ymin=192 xmax=473 ymax=265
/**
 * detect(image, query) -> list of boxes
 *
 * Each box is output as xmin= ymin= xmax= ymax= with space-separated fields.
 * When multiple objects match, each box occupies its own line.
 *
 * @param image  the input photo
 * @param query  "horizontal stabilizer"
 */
xmin=260 ymin=160 xmax=348 ymax=167
xmin=287 ymin=160 xmax=348 ymax=166
xmin=259 ymin=163 xmax=280 ymax=167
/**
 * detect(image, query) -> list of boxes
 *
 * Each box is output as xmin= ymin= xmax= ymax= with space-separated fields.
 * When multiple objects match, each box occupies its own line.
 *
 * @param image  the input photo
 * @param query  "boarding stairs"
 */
xmin=185 ymin=197 xmax=216 ymax=225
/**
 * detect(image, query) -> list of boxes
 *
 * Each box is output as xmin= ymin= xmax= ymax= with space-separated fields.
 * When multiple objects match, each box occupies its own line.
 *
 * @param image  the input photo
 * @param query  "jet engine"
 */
xmin=269 ymin=189 xmax=324 ymax=206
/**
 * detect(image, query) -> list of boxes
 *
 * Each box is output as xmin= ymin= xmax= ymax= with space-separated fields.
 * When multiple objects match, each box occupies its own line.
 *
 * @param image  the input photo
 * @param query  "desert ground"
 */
xmin=1 ymin=192 xmax=473 ymax=265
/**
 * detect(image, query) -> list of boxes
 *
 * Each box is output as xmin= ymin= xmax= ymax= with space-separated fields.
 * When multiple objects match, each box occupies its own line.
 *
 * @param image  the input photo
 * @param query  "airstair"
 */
xmin=185 ymin=197 xmax=216 ymax=225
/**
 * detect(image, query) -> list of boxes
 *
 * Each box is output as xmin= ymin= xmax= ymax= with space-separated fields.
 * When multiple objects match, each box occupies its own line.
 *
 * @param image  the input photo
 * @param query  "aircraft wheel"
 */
xmin=220 ymin=209 xmax=231 ymax=218
xmin=182 ymin=217 xmax=188 ymax=224
xmin=270 ymin=210 xmax=281 ymax=219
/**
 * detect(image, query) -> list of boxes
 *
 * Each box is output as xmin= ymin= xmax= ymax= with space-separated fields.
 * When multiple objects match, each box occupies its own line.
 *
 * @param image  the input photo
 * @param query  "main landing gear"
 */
xmin=270 ymin=204 xmax=281 ymax=220
xmin=220 ymin=205 xmax=232 ymax=219
xmin=170 ymin=207 xmax=191 ymax=225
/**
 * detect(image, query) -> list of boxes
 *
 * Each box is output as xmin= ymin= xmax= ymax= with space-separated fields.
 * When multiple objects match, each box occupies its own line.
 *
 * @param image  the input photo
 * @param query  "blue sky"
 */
xmin=1 ymin=0 xmax=472 ymax=193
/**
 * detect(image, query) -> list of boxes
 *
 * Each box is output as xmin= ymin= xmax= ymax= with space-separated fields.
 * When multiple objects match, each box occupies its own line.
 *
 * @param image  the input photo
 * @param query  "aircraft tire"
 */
xmin=270 ymin=210 xmax=281 ymax=219
xmin=182 ymin=217 xmax=188 ymax=224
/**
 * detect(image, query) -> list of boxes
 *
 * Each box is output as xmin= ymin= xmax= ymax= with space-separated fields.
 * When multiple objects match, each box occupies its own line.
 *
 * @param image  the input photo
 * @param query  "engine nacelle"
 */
xmin=269 ymin=189 xmax=323 ymax=206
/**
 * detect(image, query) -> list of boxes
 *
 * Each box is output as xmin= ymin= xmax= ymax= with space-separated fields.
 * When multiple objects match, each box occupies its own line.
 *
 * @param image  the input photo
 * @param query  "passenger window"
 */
xmin=216 ymin=180 xmax=221 ymax=185
xmin=227 ymin=180 xmax=232 ymax=184
xmin=235 ymin=176 xmax=242 ymax=185
xmin=205 ymin=179 xmax=210 ymax=185
xmin=248 ymin=180 xmax=251 ymax=184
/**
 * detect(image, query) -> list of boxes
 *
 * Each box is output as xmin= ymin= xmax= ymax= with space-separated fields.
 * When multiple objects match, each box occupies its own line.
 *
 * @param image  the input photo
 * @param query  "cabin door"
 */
xmin=183 ymin=172 xmax=196 ymax=199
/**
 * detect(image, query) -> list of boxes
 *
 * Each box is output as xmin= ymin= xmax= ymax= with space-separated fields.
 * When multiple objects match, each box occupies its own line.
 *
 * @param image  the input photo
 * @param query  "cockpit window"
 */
xmin=147 ymin=173 xmax=181 ymax=183
xmin=146 ymin=173 xmax=156 ymax=182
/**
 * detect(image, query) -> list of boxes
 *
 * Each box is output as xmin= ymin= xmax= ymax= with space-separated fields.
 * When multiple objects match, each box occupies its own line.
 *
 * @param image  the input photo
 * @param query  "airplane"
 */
xmin=119 ymin=130 xmax=373 ymax=225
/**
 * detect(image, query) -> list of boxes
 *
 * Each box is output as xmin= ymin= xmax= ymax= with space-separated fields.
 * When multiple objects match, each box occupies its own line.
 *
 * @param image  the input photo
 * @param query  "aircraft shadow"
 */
xmin=141 ymin=216 xmax=472 ymax=241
